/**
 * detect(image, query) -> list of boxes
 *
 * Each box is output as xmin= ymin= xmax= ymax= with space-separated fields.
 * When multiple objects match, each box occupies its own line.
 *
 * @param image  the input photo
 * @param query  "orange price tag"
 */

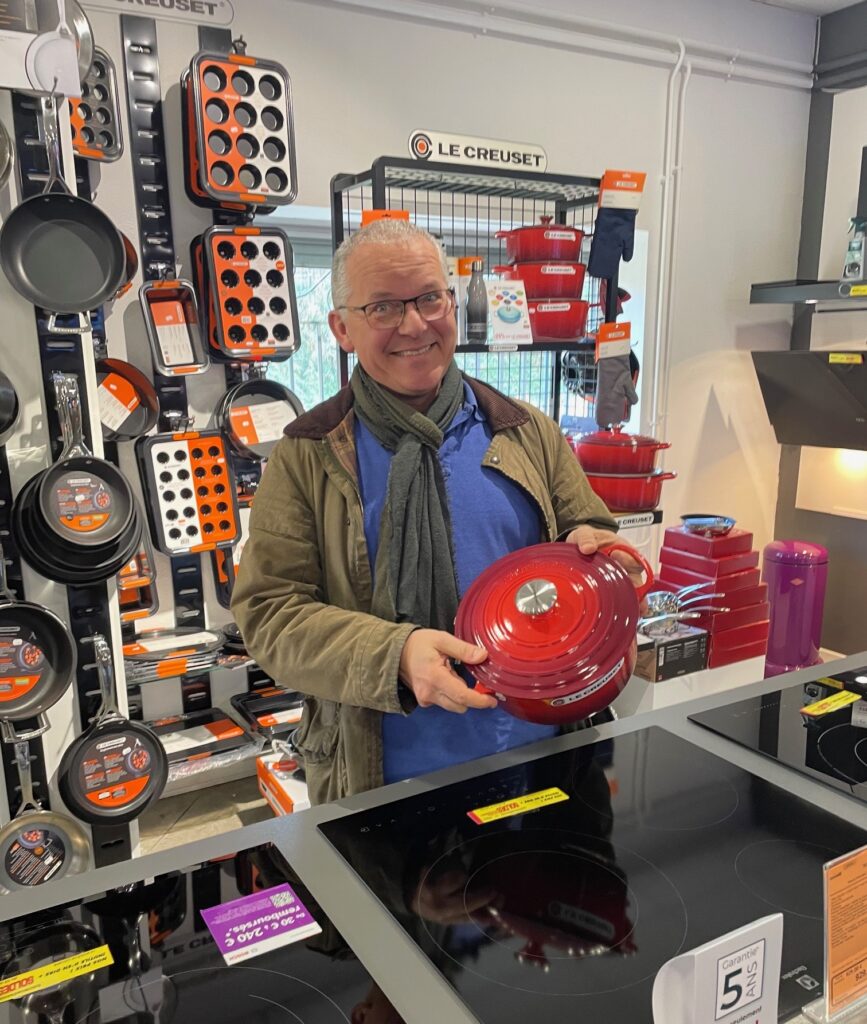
xmin=825 ymin=844 xmax=867 ymax=1014
xmin=595 ymin=321 xmax=631 ymax=361
xmin=361 ymin=209 xmax=410 ymax=226
xmin=599 ymin=169 xmax=646 ymax=209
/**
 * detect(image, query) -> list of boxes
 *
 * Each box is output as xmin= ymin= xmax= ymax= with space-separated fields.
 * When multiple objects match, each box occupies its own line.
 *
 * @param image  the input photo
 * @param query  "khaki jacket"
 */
xmin=231 ymin=377 xmax=617 ymax=806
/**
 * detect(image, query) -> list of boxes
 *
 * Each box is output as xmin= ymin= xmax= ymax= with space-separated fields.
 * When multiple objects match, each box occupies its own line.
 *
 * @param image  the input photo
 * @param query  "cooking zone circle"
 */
xmin=417 ymin=829 xmax=687 ymax=996
xmin=815 ymin=723 xmax=867 ymax=785
xmin=734 ymin=839 xmax=843 ymax=919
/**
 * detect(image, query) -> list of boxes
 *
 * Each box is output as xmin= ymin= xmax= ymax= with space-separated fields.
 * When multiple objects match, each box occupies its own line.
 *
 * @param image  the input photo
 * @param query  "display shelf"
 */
xmin=457 ymin=340 xmax=594 ymax=354
xmin=749 ymin=278 xmax=867 ymax=305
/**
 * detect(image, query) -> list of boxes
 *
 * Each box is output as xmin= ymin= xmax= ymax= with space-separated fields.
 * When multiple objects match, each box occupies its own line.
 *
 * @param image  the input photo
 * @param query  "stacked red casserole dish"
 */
xmin=658 ymin=526 xmax=770 ymax=668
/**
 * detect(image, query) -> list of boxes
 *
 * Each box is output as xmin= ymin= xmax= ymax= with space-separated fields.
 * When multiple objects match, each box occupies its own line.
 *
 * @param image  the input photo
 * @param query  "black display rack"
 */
xmin=330 ymin=157 xmax=618 ymax=424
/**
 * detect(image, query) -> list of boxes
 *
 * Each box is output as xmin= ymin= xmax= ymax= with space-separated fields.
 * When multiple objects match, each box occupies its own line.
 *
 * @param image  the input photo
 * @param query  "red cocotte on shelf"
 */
xmin=455 ymin=542 xmax=653 ymax=725
xmin=663 ymin=525 xmax=754 ymax=558
xmin=527 ymin=300 xmax=590 ymax=342
xmin=658 ymin=546 xmax=760 ymax=579
xmin=658 ymin=564 xmax=761 ymax=594
xmin=493 ymin=262 xmax=587 ymax=300
xmin=495 ymin=218 xmax=585 ymax=264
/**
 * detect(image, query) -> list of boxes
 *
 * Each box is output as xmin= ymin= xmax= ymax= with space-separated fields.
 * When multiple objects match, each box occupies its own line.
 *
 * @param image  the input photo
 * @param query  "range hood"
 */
xmin=751 ymin=351 xmax=867 ymax=450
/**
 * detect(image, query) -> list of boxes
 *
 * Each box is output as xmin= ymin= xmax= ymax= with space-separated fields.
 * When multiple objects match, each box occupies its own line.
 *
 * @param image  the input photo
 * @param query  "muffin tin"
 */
xmin=189 ymin=43 xmax=297 ymax=208
xmin=136 ymin=431 xmax=241 ymax=556
xmin=69 ymin=47 xmax=123 ymax=163
xmin=203 ymin=225 xmax=300 ymax=360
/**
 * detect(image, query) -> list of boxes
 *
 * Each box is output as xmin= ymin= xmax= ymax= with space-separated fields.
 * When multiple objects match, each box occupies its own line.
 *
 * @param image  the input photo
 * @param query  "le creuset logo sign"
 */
xmin=82 ymin=0 xmax=234 ymax=25
xmin=409 ymin=130 xmax=547 ymax=172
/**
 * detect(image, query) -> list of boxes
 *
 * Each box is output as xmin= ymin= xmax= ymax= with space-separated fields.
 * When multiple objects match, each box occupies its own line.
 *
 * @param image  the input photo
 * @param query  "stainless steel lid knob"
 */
xmin=515 ymin=578 xmax=558 ymax=616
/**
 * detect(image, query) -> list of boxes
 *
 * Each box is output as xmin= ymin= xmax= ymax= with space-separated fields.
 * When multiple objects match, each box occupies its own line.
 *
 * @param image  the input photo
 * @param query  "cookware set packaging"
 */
xmin=231 ymin=684 xmax=304 ymax=741
xmin=147 ymin=707 xmax=258 ymax=781
xmin=455 ymin=542 xmax=653 ymax=725
xmin=184 ymin=40 xmax=297 ymax=210
xmin=123 ymin=627 xmax=225 ymax=684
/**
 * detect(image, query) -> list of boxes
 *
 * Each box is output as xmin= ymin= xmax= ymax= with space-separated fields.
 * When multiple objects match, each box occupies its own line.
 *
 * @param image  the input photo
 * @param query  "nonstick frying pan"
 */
xmin=59 ymin=635 xmax=167 ymax=825
xmin=216 ymin=377 xmax=303 ymax=461
xmin=38 ymin=373 xmax=135 ymax=547
xmin=0 ymin=96 xmax=125 ymax=333
xmin=0 ymin=736 xmax=91 ymax=892
xmin=0 ymin=369 xmax=19 ymax=446
xmin=0 ymin=544 xmax=76 ymax=720
xmin=96 ymin=357 xmax=159 ymax=442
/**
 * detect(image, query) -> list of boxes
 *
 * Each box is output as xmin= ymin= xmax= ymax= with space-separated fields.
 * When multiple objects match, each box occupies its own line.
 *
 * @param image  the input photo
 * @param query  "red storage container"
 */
xmin=693 ymin=601 xmax=771 ymax=634
xmin=709 ymin=620 xmax=770 ymax=652
xmin=708 ymin=638 xmax=770 ymax=669
xmin=658 ymin=547 xmax=760 ymax=579
xmin=663 ymin=526 xmax=754 ymax=558
xmin=658 ymin=565 xmax=761 ymax=594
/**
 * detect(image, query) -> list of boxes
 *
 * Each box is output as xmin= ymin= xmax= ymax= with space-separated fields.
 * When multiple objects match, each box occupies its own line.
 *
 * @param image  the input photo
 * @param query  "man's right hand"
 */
xmin=399 ymin=629 xmax=496 ymax=713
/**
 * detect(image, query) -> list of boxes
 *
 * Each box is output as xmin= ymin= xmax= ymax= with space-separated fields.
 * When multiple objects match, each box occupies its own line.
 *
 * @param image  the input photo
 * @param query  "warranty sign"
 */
xmin=409 ymin=130 xmax=547 ymax=172
xmin=82 ymin=0 xmax=234 ymax=26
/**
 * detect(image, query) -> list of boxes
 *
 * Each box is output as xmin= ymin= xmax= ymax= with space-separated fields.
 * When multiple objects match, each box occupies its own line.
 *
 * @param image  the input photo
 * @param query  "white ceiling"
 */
xmin=751 ymin=0 xmax=861 ymax=14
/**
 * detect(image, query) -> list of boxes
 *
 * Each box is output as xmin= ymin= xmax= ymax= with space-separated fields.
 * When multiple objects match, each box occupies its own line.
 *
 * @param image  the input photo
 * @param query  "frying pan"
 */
xmin=0 ymin=96 xmax=126 ymax=333
xmin=216 ymin=377 xmax=303 ymax=461
xmin=0 ymin=369 xmax=19 ymax=445
xmin=58 ymin=635 xmax=167 ymax=825
xmin=96 ymin=357 xmax=159 ymax=442
xmin=0 ymin=736 xmax=91 ymax=892
xmin=0 ymin=118 xmax=13 ymax=191
xmin=0 ymin=544 xmax=76 ymax=719
xmin=38 ymin=372 xmax=135 ymax=547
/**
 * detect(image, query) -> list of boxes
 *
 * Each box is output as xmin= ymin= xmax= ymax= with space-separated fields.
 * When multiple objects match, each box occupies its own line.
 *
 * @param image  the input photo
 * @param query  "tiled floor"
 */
xmin=137 ymin=776 xmax=273 ymax=855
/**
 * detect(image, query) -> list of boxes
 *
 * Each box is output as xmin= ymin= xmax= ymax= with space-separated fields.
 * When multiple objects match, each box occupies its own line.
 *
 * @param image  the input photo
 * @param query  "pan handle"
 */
xmin=1 ymin=714 xmax=49 ymax=745
xmin=0 ymin=543 xmax=15 ymax=602
xmin=46 ymin=312 xmax=93 ymax=335
xmin=91 ymin=634 xmax=120 ymax=718
xmin=53 ymin=372 xmax=91 ymax=458
xmin=39 ymin=95 xmax=74 ymax=198
xmin=11 ymin=740 xmax=45 ymax=813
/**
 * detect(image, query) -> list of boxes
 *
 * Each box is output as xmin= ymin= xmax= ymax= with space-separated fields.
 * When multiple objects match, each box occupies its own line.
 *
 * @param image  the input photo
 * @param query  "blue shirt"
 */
xmin=355 ymin=383 xmax=559 ymax=785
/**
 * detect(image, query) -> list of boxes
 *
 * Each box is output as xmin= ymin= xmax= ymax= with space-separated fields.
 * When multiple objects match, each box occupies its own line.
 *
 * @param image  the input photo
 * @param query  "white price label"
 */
xmin=249 ymin=401 xmax=291 ymax=443
xmin=98 ymin=386 xmax=135 ymax=433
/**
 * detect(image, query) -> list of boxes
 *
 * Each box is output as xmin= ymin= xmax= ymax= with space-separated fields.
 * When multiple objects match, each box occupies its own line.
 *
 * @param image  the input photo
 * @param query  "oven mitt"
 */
xmin=588 ymin=208 xmax=637 ymax=279
xmin=595 ymin=354 xmax=639 ymax=428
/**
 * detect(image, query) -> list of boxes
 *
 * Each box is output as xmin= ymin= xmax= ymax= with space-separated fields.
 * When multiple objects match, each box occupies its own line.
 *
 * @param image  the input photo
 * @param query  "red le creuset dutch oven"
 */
xmin=493 ymin=262 xmax=587 ymax=300
xmin=495 ymin=216 xmax=585 ymax=264
xmin=455 ymin=542 xmax=653 ymax=725
xmin=585 ymin=469 xmax=677 ymax=512
xmin=527 ymin=299 xmax=590 ymax=342
xmin=572 ymin=425 xmax=671 ymax=474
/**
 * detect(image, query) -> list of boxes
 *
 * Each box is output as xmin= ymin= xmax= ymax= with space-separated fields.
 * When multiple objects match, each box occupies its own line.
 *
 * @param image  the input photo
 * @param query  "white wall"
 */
xmin=81 ymin=0 xmax=813 ymax=554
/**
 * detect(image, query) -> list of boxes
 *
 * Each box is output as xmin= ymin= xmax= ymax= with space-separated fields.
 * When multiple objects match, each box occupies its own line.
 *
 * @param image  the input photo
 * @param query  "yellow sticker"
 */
xmin=829 ymin=353 xmax=864 ymax=364
xmin=800 ymin=690 xmax=861 ymax=718
xmin=467 ymin=786 xmax=568 ymax=825
xmin=846 ymin=285 xmax=867 ymax=297
xmin=0 ymin=945 xmax=113 ymax=1003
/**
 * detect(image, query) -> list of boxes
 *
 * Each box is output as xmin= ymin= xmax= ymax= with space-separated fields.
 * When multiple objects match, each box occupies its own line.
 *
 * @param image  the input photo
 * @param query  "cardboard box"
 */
xmin=709 ymin=619 xmax=770 ymax=652
xmin=663 ymin=526 xmax=753 ymax=558
xmin=256 ymin=753 xmax=310 ymax=816
xmin=693 ymin=583 xmax=769 ymax=612
xmin=694 ymin=601 xmax=771 ymax=634
xmin=635 ymin=624 xmax=709 ymax=682
xmin=708 ymin=639 xmax=769 ymax=669
xmin=658 ymin=546 xmax=759 ymax=579
xmin=658 ymin=564 xmax=761 ymax=594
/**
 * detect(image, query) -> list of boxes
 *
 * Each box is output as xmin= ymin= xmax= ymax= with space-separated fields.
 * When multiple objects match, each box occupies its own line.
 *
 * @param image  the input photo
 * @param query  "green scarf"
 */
xmin=350 ymin=361 xmax=465 ymax=631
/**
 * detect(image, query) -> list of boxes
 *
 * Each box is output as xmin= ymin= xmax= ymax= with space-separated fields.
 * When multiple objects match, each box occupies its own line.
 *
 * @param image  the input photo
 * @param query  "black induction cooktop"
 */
xmin=0 ymin=842 xmax=405 ymax=1023
xmin=320 ymin=725 xmax=867 ymax=1023
xmin=690 ymin=671 xmax=867 ymax=803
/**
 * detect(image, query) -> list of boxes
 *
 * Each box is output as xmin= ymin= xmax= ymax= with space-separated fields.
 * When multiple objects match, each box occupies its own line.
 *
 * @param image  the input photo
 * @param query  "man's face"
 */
xmin=328 ymin=238 xmax=457 ymax=408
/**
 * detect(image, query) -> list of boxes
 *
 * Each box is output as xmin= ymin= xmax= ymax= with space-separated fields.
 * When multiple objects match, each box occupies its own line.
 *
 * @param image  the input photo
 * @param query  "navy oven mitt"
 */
xmin=588 ymin=208 xmax=637 ymax=279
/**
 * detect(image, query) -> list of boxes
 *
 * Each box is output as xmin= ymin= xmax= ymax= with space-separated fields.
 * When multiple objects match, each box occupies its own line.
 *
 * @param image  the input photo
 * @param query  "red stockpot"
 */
xmin=493 ymin=262 xmax=587 ymax=300
xmin=455 ymin=542 xmax=653 ymax=725
xmin=495 ymin=217 xmax=585 ymax=264
xmin=574 ymin=426 xmax=671 ymax=474
xmin=527 ymin=300 xmax=590 ymax=342
xmin=585 ymin=469 xmax=677 ymax=512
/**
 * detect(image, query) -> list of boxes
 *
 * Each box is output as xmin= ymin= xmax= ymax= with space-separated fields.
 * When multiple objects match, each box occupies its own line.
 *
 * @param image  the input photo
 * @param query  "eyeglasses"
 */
xmin=339 ymin=288 xmax=456 ymax=329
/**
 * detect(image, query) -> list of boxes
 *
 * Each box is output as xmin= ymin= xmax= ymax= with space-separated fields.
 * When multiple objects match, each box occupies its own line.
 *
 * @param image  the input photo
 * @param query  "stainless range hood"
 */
xmin=751 ymin=351 xmax=867 ymax=450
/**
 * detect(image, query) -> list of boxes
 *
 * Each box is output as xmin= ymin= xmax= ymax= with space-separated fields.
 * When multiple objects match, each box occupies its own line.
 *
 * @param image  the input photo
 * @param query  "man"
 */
xmin=232 ymin=219 xmax=642 ymax=806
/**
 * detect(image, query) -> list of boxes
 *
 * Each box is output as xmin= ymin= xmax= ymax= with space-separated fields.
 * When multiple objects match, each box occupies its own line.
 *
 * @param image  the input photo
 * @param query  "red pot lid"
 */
xmin=455 ymin=543 xmax=639 ymax=700
xmin=577 ymin=426 xmax=663 ymax=449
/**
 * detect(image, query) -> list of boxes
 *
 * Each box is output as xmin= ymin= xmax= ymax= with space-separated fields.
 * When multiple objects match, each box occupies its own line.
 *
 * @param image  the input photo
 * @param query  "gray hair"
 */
xmin=331 ymin=219 xmax=450 ymax=308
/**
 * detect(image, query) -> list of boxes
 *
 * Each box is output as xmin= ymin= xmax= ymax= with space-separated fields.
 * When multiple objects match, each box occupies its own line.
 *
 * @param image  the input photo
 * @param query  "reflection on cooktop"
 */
xmin=690 ymin=671 xmax=867 ymax=802
xmin=320 ymin=726 xmax=867 ymax=1023
xmin=0 ymin=844 xmax=406 ymax=1024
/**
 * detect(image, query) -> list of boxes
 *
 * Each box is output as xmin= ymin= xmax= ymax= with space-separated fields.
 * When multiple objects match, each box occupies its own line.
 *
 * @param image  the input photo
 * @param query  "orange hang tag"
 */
xmin=599 ymin=169 xmax=646 ymax=210
xmin=596 ymin=321 xmax=631 ymax=361
xmin=361 ymin=209 xmax=410 ymax=226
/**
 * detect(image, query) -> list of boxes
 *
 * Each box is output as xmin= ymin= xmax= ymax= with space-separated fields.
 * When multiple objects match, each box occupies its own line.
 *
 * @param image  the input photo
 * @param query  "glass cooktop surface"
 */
xmin=320 ymin=725 xmax=867 ymax=1023
xmin=690 ymin=670 xmax=867 ymax=804
xmin=0 ymin=842 xmax=405 ymax=1024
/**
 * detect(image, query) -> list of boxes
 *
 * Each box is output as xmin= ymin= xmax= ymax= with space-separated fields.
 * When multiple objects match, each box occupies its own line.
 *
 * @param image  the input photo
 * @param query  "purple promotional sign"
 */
xmin=201 ymin=883 xmax=322 ymax=965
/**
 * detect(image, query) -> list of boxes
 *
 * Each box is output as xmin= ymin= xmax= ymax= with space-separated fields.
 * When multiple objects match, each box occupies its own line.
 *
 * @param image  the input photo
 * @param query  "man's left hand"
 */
xmin=565 ymin=525 xmax=648 ymax=599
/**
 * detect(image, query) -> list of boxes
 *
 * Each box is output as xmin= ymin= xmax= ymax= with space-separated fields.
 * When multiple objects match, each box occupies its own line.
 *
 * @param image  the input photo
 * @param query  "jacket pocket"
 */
xmin=292 ymin=697 xmax=340 ymax=765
